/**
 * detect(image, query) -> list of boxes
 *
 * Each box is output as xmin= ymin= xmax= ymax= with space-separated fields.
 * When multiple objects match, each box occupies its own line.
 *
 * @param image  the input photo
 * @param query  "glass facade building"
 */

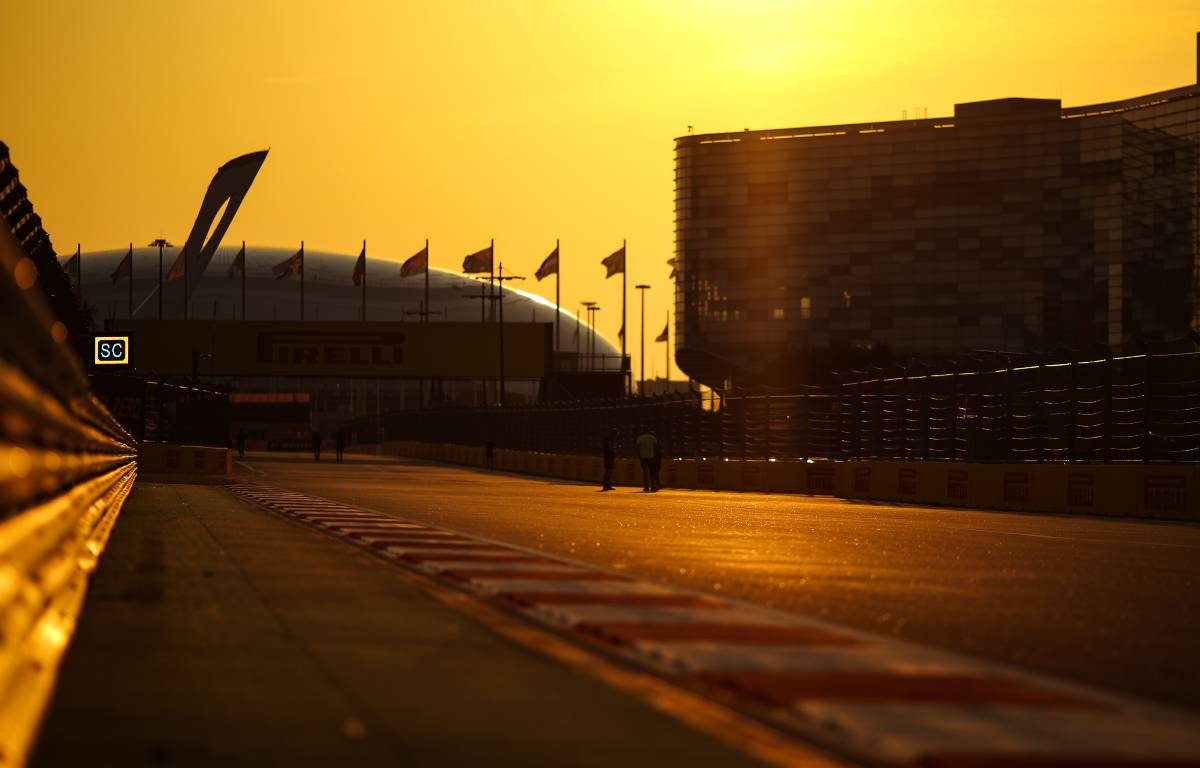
xmin=675 ymin=58 xmax=1200 ymax=388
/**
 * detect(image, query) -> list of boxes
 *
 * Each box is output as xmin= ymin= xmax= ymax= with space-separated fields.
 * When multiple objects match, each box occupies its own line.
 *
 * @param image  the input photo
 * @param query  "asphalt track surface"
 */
xmin=239 ymin=452 xmax=1200 ymax=712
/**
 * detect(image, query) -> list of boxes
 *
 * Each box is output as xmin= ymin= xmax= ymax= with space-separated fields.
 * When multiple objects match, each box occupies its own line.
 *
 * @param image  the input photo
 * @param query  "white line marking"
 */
xmin=234 ymin=460 xmax=267 ymax=475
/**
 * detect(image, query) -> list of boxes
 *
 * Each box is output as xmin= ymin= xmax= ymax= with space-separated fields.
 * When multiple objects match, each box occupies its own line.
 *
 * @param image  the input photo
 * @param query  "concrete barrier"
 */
xmin=836 ymin=460 xmax=1200 ymax=522
xmin=138 ymin=443 xmax=231 ymax=475
xmin=361 ymin=441 xmax=1200 ymax=522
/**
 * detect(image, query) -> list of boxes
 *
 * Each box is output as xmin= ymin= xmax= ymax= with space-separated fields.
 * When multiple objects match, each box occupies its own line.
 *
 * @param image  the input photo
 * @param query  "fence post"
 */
xmin=1037 ymin=362 xmax=1046 ymax=463
xmin=1005 ymin=361 xmax=1015 ymax=462
xmin=853 ymin=378 xmax=862 ymax=461
xmin=717 ymin=390 xmax=726 ymax=461
xmin=799 ymin=393 xmax=810 ymax=462
xmin=764 ymin=394 xmax=771 ymax=461
xmin=949 ymin=367 xmax=958 ymax=462
xmin=1143 ymin=352 xmax=1152 ymax=463
xmin=1068 ymin=360 xmax=1077 ymax=460
xmin=922 ymin=375 xmax=932 ymax=460
xmin=739 ymin=396 xmax=747 ymax=462
xmin=1103 ymin=354 xmax=1113 ymax=463
xmin=873 ymin=376 xmax=884 ymax=459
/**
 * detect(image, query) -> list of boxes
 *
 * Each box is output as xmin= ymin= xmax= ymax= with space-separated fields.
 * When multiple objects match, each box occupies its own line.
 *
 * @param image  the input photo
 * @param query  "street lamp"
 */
xmin=635 ymin=284 xmax=650 ymax=395
xmin=148 ymin=238 xmax=173 ymax=320
xmin=494 ymin=264 xmax=525 ymax=405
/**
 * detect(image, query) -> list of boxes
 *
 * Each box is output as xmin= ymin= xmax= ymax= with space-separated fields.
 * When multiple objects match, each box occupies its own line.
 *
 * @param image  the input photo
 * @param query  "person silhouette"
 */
xmin=636 ymin=429 xmax=658 ymax=492
xmin=601 ymin=428 xmax=617 ymax=491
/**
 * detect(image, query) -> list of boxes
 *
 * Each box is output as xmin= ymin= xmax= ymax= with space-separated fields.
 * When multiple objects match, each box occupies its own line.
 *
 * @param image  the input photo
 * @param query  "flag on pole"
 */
xmin=617 ymin=323 xmax=624 ymax=342
xmin=535 ymin=245 xmax=559 ymax=281
xmin=462 ymin=244 xmax=493 ymax=274
xmin=352 ymin=244 xmax=366 ymax=286
xmin=110 ymin=245 xmax=132 ymax=283
xmin=272 ymin=248 xmax=303 ymax=279
xmin=667 ymin=257 xmax=678 ymax=280
xmin=63 ymin=250 xmax=79 ymax=277
xmin=228 ymin=244 xmax=245 ymax=279
xmin=602 ymin=245 xmax=625 ymax=278
xmin=166 ymin=247 xmax=186 ymax=281
xmin=401 ymin=244 xmax=428 ymax=277
xmin=655 ymin=321 xmax=669 ymax=342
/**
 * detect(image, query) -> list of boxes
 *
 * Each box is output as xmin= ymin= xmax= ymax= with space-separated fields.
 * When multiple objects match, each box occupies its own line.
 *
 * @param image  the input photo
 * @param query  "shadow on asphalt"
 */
xmin=240 ymin=452 xmax=403 ymax=467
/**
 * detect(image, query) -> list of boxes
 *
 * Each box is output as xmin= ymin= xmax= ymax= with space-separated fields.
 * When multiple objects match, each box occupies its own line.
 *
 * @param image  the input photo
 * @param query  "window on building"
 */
xmin=772 ymin=307 xmax=786 ymax=320
xmin=800 ymin=297 xmax=812 ymax=319
xmin=748 ymin=181 xmax=788 ymax=205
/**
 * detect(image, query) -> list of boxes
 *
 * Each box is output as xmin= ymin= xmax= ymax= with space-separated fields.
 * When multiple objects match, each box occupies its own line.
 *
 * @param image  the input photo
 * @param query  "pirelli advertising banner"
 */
xmin=117 ymin=321 xmax=551 ymax=379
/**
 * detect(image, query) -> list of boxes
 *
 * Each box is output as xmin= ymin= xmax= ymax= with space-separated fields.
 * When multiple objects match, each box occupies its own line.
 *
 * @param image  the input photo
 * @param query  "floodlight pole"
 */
xmin=494 ymin=265 xmax=526 ymax=405
xmin=581 ymin=301 xmax=597 ymax=370
xmin=635 ymin=284 xmax=650 ymax=395
xmin=149 ymin=238 xmax=173 ymax=320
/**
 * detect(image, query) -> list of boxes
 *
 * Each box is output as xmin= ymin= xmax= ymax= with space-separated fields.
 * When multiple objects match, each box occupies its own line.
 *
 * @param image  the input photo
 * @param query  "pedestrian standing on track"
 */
xmin=601 ymin=428 xmax=617 ymax=491
xmin=335 ymin=427 xmax=345 ymax=463
xmin=636 ymin=429 xmax=658 ymax=492
xmin=312 ymin=430 xmax=322 ymax=462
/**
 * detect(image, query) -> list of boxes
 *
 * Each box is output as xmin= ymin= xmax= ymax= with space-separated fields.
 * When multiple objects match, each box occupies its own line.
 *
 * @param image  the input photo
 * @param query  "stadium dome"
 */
xmin=69 ymin=246 xmax=618 ymax=356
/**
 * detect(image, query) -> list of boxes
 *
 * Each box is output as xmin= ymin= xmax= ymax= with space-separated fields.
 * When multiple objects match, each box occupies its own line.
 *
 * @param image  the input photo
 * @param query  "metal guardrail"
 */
xmin=0 ymin=175 xmax=136 ymax=765
xmin=365 ymin=352 xmax=1200 ymax=464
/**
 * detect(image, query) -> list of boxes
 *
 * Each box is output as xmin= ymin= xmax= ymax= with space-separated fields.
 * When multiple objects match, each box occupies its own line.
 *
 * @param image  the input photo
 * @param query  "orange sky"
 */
xmin=7 ymin=0 xmax=1199 ymax=380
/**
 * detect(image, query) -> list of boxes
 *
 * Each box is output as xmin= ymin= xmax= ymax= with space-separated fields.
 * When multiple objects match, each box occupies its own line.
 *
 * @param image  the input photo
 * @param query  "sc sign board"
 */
xmin=94 ymin=336 xmax=131 ymax=366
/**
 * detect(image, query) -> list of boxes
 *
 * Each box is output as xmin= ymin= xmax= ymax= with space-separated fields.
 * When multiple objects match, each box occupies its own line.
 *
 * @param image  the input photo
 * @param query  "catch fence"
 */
xmin=358 ymin=352 xmax=1200 ymax=463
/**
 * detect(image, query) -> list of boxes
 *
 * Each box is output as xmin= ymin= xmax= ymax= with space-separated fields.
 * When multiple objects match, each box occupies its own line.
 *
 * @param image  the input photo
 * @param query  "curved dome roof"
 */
xmin=70 ymin=246 xmax=618 ymax=355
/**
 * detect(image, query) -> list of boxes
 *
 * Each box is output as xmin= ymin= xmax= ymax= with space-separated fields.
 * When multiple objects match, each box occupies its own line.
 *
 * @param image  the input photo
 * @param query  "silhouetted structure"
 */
xmin=674 ymin=39 xmax=1200 ymax=389
xmin=368 ymin=349 xmax=1200 ymax=463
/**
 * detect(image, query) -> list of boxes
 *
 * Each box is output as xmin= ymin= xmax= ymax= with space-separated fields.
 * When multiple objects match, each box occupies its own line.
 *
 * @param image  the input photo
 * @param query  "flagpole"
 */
xmin=182 ymin=244 xmax=188 ymax=320
xmin=241 ymin=241 xmax=246 ymax=321
xmin=422 ymin=239 xmax=429 ymax=411
xmin=362 ymin=239 xmax=367 ymax=321
xmin=666 ymin=310 xmax=671 ymax=381
xmin=157 ymin=242 xmax=163 ymax=320
xmin=76 ymin=244 xmax=82 ymax=304
xmin=128 ymin=243 xmax=133 ymax=320
xmin=555 ymin=239 xmax=560 ymax=354
xmin=491 ymin=239 xmax=496 ymax=404
xmin=498 ymin=262 xmax=506 ymax=405
xmin=300 ymin=241 xmax=305 ymax=321
xmin=621 ymin=238 xmax=627 ymax=394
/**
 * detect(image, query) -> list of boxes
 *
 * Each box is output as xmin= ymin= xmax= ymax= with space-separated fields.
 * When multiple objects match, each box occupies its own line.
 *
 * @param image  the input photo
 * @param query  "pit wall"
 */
xmin=138 ymin=443 xmax=232 ymax=475
xmin=364 ymin=441 xmax=1200 ymax=523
